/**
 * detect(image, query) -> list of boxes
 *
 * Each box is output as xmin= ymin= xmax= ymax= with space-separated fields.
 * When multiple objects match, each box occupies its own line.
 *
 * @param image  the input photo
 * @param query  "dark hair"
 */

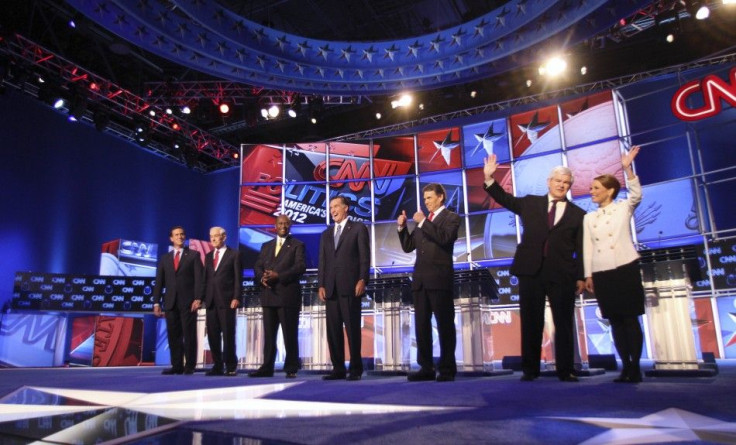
xmin=594 ymin=174 xmax=621 ymax=199
xmin=422 ymin=183 xmax=447 ymax=204
xmin=169 ymin=225 xmax=185 ymax=237
xmin=329 ymin=195 xmax=350 ymax=207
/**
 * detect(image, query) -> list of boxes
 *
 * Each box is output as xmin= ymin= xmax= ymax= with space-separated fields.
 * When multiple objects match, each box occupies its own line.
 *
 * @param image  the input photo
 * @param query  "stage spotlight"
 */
xmin=375 ymin=112 xmax=382 ymax=120
xmin=288 ymin=108 xmax=297 ymax=118
xmin=539 ymin=56 xmax=567 ymax=77
xmin=148 ymin=109 xmax=156 ymax=117
xmin=580 ymin=66 xmax=588 ymax=75
xmin=390 ymin=93 xmax=413 ymax=109
xmin=67 ymin=91 xmax=88 ymax=122
xmin=260 ymin=108 xmax=269 ymax=119
xmin=470 ymin=90 xmax=477 ymax=98
xmin=526 ymin=79 xmax=533 ymax=87
xmin=181 ymin=105 xmax=191 ymax=114
xmin=232 ymin=151 xmax=239 ymax=160
xmin=53 ymin=98 xmax=65 ymax=109
xmin=311 ymin=116 xmax=317 ymax=124
xmin=695 ymin=6 xmax=710 ymax=19
xmin=171 ymin=121 xmax=181 ymax=131
xmin=165 ymin=107 xmax=173 ymax=115
xmin=267 ymin=104 xmax=280 ymax=118
xmin=666 ymin=33 xmax=675 ymax=43
xmin=219 ymin=102 xmax=231 ymax=114
xmin=418 ymin=103 xmax=425 ymax=111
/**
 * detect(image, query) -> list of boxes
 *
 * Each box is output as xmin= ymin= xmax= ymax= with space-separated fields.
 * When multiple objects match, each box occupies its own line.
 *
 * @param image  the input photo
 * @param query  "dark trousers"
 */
xmin=325 ymin=295 xmax=363 ymax=375
xmin=517 ymin=272 xmax=576 ymax=377
xmin=165 ymin=301 xmax=198 ymax=371
xmin=413 ymin=288 xmax=457 ymax=376
xmin=261 ymin=305 xmax=301 ymax=373
xmin=205 ymin=306 xmax=237 ymax=371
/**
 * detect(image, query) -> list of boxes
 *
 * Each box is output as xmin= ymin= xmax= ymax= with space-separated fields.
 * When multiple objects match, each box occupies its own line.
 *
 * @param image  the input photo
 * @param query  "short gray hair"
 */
xmin=209 ymin=226 xmax=226 ymax=236
xmin=548 ymin=166 xmax=574 ymax=185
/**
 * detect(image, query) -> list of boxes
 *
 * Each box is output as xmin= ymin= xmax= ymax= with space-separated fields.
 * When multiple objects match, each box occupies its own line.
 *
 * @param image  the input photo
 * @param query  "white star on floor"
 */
xmin=0 ymin=383 xmax=458 ymax=443
xmin=551 ymin=407 xmax=736 ymax=444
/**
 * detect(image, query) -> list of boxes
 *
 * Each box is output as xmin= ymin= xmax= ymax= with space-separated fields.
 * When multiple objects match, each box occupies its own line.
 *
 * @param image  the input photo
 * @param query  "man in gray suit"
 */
xmin=318 ymin=196 xmax=370 ymax=381
xmin=153 ymin=226 xmax=203 ymax=375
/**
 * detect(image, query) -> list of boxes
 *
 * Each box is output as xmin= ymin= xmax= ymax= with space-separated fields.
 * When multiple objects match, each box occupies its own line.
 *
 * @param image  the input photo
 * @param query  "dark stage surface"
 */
xmin=0 ymin=362 xmax=734 ymax=444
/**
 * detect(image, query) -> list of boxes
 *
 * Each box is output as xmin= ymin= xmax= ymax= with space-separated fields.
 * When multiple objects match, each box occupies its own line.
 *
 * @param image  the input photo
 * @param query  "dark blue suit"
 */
xmin=318 ymin=220 xmax=370 ymax=376
xmin=153 ymin=247 xmax=203 ymax=372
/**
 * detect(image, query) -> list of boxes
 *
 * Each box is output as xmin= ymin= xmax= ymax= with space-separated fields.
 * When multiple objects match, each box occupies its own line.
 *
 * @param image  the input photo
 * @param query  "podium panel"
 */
xmin=371 ymin=275 xmax=412 ymax=374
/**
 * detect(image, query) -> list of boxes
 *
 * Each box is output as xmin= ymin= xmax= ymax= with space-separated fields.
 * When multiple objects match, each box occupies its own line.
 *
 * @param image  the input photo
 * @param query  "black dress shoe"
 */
xmin=183 ymin=368 xmax=195 ymax=375
xmin=248 ymin=369 xmax=274 ymax=378
xmin=628 ymin=371 xmax=643 ymax=383
xmin=285 ymin=372 xmax=297 ymax=379
xmin=407 ymin=370 xmax=436 ymax=382
xmin=224 ymin=370 xmax=238 ymax=377
xmin=346 ymin=374 xmax=362 ymax=381
xmin=205 ymin=368 xmax=224 ymax=376
xmin=322 ymin=371 xmax=347 ymax=380
xmin=558 ymin=374 xmax=579 ymax=382
xmin=436 ymin=374 xmax=455 ymax=382
xmin=161 ymin=368 xmax=184 ymax=375
xmin=613 ymin=371 xmax=630 ymax=383
xmin=519 ymin=373 xmax=537 ymax=381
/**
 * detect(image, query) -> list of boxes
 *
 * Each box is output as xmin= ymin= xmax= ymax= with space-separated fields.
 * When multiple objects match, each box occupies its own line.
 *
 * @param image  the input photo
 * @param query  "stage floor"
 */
xmin=0 ymin=362 xmax=735 ymax=444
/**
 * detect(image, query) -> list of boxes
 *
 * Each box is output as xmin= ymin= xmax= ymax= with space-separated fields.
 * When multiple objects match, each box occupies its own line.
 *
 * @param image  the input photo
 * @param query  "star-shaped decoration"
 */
xmin=152 ymin=35 xmax=167 ymax=48
xmin=361 ymin=45 xmax=377 ymax=62
xmin=335 ymin=68 xmax=345 ymax=78
xmin=294 ymin=63 xmax=305 ymax=75
xmin=275 ymin=35 xmax=291 ymax=52
xmin=195 ymin=32 xmax=210 ymax=47
xmin=434 ymin=59 xmax=445 ymax=70
xmin=474 ymin=47 xmax=485 ymax=58
xmin=472 ymin=124 xmax=504 ymax=157
xmin=215 ymin=41 xmax=229 ymax=56
xmin=0 ymin=384 xmax=457 ymax=443
xmin=153 ymin=11 xmax=168 ymax=26
xmin=92 ymin=3 xmax=110 ymax=16
xmin=134 ymin=25 xmax=149 ymax=39
xmin=234 ymin=48 xmax=247 ymax=62
xmin=175 ymin=23 xmax=189 ymax=37
xmin=430 ymin=131 xmax=460 ymax=165
xmin=317 ymin=44 xmax=333 ymax=60
xmin=474 ymin=18 xmax=489 ymax=37
xmin=275 ymin=59 xmax=286 ymax=72
xmin=171 ymin=43 xmax=184 ymax=56
xmin=384 ymin=44 xmax=399 ymax=61
xmin=375 ymin=68 xmax=385 ymax=78
xmin=414 ymin=64 xmax=424 ymax=73
xmin=315 ymin=67 xmax=325 ymax=78
xmin=429 ymin=35 xmax=444 ymax=52
xmin=516 ymin=0 xmax=528 ymax=16
xmin=394 ymin=66 xmax=405 ymax=76
xmin=113 ymin=13 xmax=130 ymax=27
xmin=453 ymin=53 xmax=465 ymax=65
xmin=516 ymin=112 xmax=550 ymax=145
xmin=296 ymin=40 xmax=312 ymax=57
xmin=495 ymin=7 xmax=509 ymax=28
xmin=725 ymin=312 xmax=736 ymax=347
xmin=253 ymin=28 xmax=267 ymax=44
xmin=450 ymin=29 xmax=466 ymax=46
xmin=407 ymin=41 xmax=422 ymax=58
xmin=231 ymin=20 xmax=245 ymax=34
xmin=256 ymin=55 xmax=267 ymax=68
xmin=339 ymin=45 xmax=356 ymax=62
xmin=552 ymin=408 xmax=736 ymax=444
xmin=354 ymin=69 xmax=364 ymax=79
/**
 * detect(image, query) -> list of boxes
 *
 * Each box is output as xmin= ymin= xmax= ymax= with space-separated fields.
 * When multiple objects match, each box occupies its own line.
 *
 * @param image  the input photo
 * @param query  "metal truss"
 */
xmin=0 ymin=33 xmax=239 ymax=171
xmin=334 ymin=52 xmax=736 ymax=141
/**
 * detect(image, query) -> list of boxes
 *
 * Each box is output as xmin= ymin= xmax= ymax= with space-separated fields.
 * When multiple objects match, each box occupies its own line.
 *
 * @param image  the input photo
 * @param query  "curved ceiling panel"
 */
xmin=67 ymin=0 xmax=651 ymax=95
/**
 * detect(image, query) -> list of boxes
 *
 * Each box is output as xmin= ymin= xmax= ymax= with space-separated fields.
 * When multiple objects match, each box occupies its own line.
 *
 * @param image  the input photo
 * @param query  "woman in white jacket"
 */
xmin=583 ymin=145 xmax=644 ymax=383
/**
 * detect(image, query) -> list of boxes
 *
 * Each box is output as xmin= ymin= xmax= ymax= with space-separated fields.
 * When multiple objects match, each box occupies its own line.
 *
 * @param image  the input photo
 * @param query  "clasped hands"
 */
xmin=260 ymin=269 xmax=279 ymax=288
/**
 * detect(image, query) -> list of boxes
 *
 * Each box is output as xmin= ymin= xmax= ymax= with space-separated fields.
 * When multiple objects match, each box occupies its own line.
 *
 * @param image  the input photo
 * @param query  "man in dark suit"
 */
xmin=483 ymin=154 xmax=585 ymax=382
xmin=318 ymin=195 xmax=370 ymax=381
xmin=193 ymin=227 xmax=242 ymax=376
xmin=153 ymin=226 xmax=203 ymax=375
xmin=250 ymin=215 xmax=306 ymax=378
xmin=398 ymin=183 xmax=461 ymax=382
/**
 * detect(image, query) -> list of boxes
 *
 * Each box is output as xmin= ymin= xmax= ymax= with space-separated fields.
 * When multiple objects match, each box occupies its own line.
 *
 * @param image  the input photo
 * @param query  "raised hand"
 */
xmin=622 ymin=145 xmax=640 ymax=169
xmin=483 ymin=154 xmax=498 ymax=181
xmin=397 ymin=210 xmax=408 ymax=227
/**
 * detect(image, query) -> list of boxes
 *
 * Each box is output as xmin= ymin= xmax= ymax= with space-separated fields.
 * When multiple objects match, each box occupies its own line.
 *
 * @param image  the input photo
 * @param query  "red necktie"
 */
xmin=174 ymin=250 xmax=181 ymax=271
xmin=428 ymin=212 xmax=435 ymax=221
xmin=213 ymin=249 xmax=219 ymax=269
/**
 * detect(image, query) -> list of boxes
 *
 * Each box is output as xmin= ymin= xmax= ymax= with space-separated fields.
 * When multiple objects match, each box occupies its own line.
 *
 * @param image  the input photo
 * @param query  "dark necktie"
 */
xmin=213 ymin=249 xmax=219 ymax=269
xmin=334 ymin=224 xmax=342 ymax=249
xmin=548 ymin=199 xmax=560 ymax=228
xmin=428 ymin=212 xmax=435 ymax=222
xmin=174 ymin=250 xmax=181 ymax=271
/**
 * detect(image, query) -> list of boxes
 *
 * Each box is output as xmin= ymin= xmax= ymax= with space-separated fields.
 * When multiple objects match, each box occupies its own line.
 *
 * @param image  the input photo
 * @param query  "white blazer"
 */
xmin=583 ymin=175 xmax=642 ymax=277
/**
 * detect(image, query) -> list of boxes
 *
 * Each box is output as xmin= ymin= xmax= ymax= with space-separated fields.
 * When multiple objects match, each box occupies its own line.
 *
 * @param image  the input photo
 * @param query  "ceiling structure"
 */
xmin=1 ymin=0 xmax=735 ymax=172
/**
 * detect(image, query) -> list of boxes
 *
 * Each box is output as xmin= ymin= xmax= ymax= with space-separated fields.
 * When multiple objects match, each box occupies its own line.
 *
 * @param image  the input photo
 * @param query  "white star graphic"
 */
xmin=430 ymin=131 xmax=460 ymax=165
xmin=552 ymin=408 xmax=736 ymax=444
xmin=0 ymin=384 xmax=457 ymax=443
xmin=472 ymin=123 xmax=504 ymax=157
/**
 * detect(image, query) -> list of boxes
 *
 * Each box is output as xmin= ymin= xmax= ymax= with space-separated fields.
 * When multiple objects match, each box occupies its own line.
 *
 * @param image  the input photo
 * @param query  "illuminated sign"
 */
xmin=671 ymin=67 xmax=736 ymax=121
